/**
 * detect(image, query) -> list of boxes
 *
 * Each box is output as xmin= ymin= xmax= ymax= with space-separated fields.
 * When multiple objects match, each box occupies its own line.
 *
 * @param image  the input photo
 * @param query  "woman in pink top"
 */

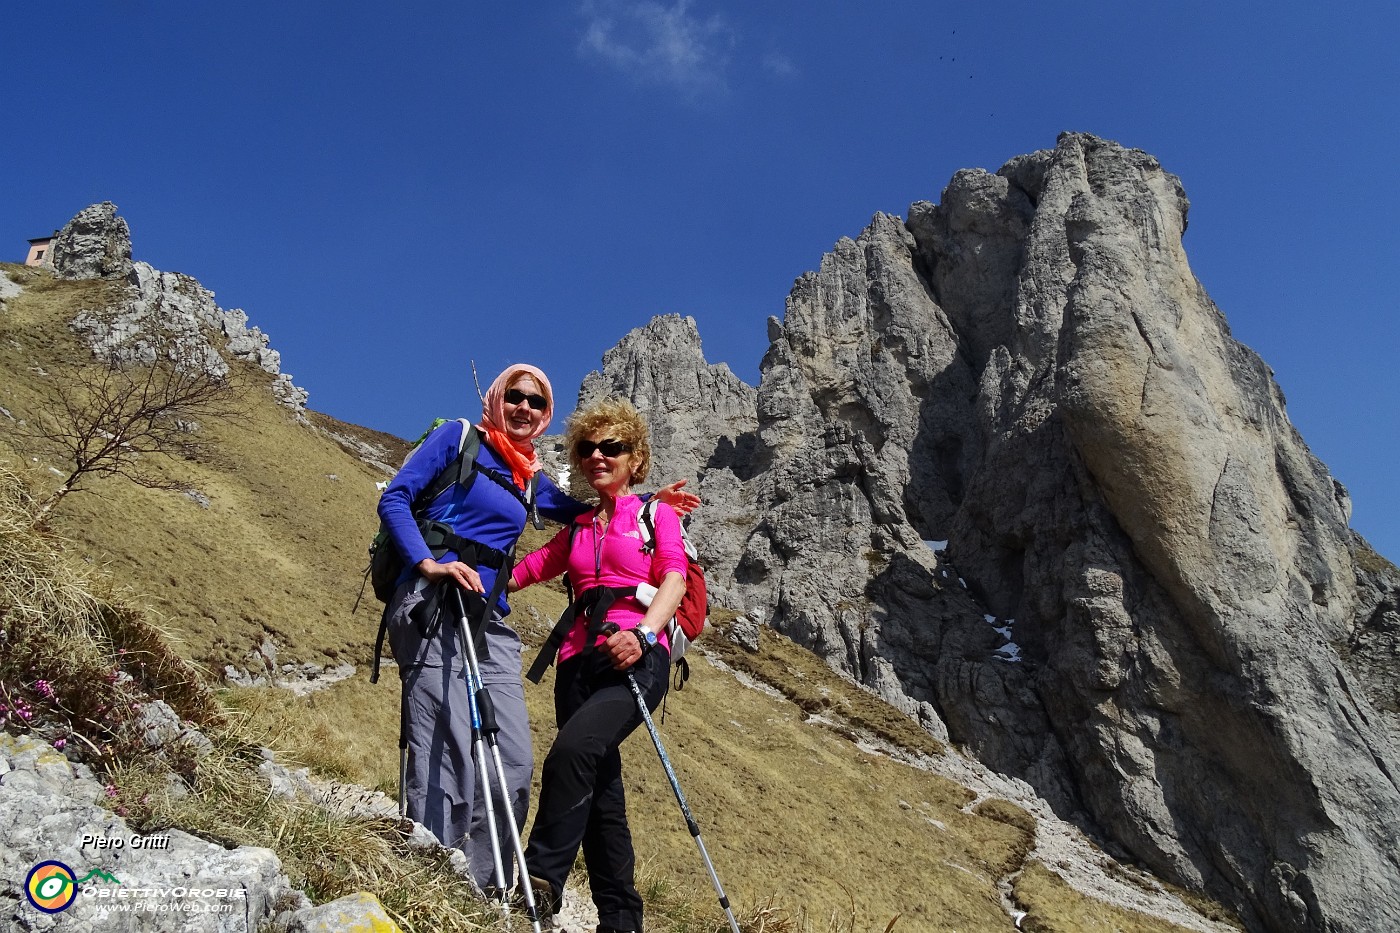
xmin=510 ymin=397 xmax=685 ymax=933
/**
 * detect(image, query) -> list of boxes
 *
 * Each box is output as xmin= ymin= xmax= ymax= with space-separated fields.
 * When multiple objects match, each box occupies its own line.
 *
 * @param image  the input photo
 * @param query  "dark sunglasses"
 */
xmin=575 ymin=438 xmax=632 ymax=459
xmin=504 ymin=388 xmax=548 ymax=411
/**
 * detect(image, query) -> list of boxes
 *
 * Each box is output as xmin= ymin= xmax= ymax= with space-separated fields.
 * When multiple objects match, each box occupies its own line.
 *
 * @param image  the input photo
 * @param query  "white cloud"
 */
xmin=578 ymin=0 xmax=735 ymax=96
xmin=760 ymin=49 xmax=797 ymax=79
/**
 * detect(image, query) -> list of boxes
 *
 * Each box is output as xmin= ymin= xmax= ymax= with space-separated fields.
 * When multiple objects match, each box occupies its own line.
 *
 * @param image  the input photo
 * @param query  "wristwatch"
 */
xmin=632 ymin=627 xmax=658 ymax=655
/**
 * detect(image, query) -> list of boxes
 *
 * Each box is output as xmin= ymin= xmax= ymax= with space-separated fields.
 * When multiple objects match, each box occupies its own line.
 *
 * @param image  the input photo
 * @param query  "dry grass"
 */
xmin=0 ymin=262 xmax=389 ymax=673
xmin=1012 ymin=862 xmax=1244 ymax=933
xmin=0 ymin=462 xmax=222 ymax=757
xmin=109 ymin=741 xmax=501 ymax=933
xmin=1354 ymin=538 xmax=1397 ymax=576
xmin=221 ymin=673 xmax=403 ymax=794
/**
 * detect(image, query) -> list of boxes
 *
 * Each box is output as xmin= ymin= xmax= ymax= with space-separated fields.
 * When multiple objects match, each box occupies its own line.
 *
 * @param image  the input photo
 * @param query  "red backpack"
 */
xmin=636 ymin=498 xmax=708 ymax=654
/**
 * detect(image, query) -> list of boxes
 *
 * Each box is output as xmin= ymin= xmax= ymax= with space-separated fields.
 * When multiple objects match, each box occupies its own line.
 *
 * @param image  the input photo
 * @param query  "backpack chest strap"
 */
xmin=525 ymin=585 xmax=637 ymax=683
xmin=419 ymin=521 xmax=508 ymax=570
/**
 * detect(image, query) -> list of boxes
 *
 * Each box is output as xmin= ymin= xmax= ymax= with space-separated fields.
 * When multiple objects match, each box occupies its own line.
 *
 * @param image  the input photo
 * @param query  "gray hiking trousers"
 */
xmin=385 ymin=578 xmax=533 ymax=890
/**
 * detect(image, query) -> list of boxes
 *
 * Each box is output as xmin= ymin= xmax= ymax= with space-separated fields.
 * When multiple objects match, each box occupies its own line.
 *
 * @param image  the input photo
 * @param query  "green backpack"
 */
xmin=364 ymin=418 xmax=481 ymax=606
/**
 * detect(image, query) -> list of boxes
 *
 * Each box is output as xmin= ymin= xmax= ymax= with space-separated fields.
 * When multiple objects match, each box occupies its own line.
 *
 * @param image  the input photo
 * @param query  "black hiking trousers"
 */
xmin=525 ymin=643 xmax=669 ymax=932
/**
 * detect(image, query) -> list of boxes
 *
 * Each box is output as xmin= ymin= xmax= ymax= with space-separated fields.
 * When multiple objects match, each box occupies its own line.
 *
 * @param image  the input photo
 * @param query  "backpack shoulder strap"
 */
xmin=638 ymin=497 xmax=698 ymax=561
xmin=525 ymin=471 xmax=542 ymax=529
xmin=416 ymin=419 xmax=480 ymax=511
xmin=638 ymin=497 xmax=659 ymax=553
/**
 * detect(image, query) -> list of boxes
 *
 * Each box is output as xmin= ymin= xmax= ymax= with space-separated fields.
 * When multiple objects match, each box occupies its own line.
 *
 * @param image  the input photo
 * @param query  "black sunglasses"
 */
xmin=575 ymin=438 xmax=632 ymax=459
xmin=504 ymin=388 xmax=548 ymax=411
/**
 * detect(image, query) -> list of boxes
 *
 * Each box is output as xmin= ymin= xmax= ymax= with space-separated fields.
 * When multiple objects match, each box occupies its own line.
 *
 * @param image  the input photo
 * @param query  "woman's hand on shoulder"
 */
xmin=416 ymin=558 xmax=485 ymax=593
xmin=655 ymin=479 xmax=700 ymax=516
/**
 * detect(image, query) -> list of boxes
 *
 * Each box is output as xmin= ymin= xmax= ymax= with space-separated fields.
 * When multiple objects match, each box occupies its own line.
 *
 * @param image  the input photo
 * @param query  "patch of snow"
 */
xmin=924 ymin=539 xmax=949 ymax=552
xmin=994 ymin=643 xmax=1023 ymax=662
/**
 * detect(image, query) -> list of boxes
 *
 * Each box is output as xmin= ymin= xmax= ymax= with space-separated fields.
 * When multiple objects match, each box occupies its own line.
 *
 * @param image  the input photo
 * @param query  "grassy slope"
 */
xmin=0 ymin=262 xmax=391 ymax=673
xmin=0 ymin=264 xmax=1227 ymax=931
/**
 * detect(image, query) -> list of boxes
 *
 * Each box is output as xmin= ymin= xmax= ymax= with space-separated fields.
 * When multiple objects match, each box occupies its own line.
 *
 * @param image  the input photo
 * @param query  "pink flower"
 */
xmin=34 ymin=680 xmax=55 ymax=699
xmin=104 ymin=783 xmax=118 ymax=797
xmin=53 ymin=738 xmax=67 ymax=750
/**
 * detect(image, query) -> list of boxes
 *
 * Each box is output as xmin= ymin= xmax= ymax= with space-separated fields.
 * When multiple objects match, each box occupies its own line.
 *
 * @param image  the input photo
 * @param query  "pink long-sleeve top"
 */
xmin=513 ymin=495 xmax=686 ymax=664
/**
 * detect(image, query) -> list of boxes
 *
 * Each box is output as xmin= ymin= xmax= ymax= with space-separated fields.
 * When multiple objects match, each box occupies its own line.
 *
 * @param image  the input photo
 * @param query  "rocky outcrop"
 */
xmin=589 ymin=134 xmax=1400 ymax=932
xmin=0 ymin=270 xmax=22 ymax=309
xmin=0 ymin=731 xmax=421 ymax=932
xmin=49 ymin=202 xmax=133 ymax=281
xmin=53 ymin=203 xmax=308 ymax=411
xmin=0 ymin=732 xmax=307 ymax=931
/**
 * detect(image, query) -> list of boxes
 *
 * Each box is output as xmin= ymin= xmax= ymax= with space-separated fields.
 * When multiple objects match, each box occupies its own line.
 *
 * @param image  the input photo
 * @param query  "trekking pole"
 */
xmin=398 ymin=681 xmax=410 ymax=819
xmin=450 ymin=593 xmax=510 ymax=904
xmin=451 ymin=587 xmax=543 ymax=933
xmin=603 ymin=625 xmax=742 ymax=933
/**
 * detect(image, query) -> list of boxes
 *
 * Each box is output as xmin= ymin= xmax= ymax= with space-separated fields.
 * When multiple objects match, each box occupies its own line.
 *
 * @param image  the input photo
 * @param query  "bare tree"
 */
xmin=27 ymin=347 xmax=246 ymax=525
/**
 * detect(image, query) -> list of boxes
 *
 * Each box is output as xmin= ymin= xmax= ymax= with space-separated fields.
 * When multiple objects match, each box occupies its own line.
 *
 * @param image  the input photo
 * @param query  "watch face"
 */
xmin=641 ymin=628 xmax=657 ymax=645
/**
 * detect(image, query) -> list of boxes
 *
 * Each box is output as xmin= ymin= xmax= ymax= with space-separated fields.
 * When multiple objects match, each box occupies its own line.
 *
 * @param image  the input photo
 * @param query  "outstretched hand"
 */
xmin=655 ymin=479 xmax=701 ymax=516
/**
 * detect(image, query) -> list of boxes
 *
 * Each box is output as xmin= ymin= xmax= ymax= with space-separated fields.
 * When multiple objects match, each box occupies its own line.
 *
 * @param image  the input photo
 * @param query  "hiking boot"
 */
xmin=529 ymin=875 xmax=561 ymax=918
xmin=482 ymin=884 xmax=523 ymax=909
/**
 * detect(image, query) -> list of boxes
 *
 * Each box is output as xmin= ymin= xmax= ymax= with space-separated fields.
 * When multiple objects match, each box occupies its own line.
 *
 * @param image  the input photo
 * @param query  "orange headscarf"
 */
xmin=475 ymin=364 xmax=554 ymax=490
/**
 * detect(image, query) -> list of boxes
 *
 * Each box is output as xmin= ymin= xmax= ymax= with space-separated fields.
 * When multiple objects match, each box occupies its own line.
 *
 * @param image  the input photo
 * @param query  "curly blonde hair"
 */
xmin=565 ymin=397 xmax=652 ymax=484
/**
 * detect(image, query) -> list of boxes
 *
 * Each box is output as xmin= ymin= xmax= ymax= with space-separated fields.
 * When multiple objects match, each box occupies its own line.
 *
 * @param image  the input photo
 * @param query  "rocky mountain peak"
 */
xmin=589 ymin=133 xmax=1400 ymax=933
xmin=579 ymin=313 xmax=756 ymax=482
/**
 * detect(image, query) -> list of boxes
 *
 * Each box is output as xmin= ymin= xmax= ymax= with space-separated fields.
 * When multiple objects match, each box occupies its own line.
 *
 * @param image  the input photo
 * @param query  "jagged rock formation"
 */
xmin=50 ymin=202 xmax=133 ymax=281
xmin=589 ymin=134 xmax=1400 ymax=933
xmin=51 ymin=203 xmax=309 ymax=410
xmin=579 ymin=314 xmax=759 ymax=485
xmin=576 ymin=313 xmax=760 ymax=602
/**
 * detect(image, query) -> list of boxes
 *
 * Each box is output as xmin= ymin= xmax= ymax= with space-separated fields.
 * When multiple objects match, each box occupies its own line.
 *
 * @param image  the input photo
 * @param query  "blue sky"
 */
xmin=6 ymin=1 xmax=1398 ymax=559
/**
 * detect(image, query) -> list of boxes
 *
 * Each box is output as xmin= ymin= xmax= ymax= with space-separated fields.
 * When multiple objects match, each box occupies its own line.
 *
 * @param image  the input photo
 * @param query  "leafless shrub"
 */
xmin=25 ymin=338 xmax=247 ymax=525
